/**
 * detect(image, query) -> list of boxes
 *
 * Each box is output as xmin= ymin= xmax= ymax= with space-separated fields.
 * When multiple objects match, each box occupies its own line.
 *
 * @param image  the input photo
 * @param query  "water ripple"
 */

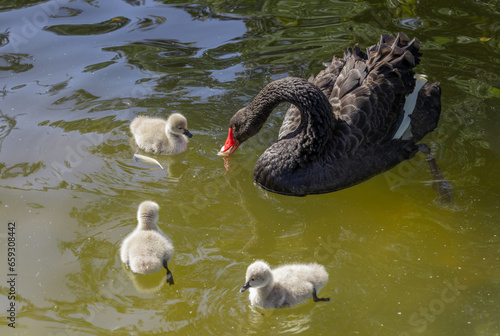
xmin=45 ymin=16 xmax=131 ymax=36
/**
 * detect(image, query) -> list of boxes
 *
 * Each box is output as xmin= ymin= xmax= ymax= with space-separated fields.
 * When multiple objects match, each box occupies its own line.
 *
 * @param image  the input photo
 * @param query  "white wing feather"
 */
xmin=393 ymin=74 xmax=427 ymax=140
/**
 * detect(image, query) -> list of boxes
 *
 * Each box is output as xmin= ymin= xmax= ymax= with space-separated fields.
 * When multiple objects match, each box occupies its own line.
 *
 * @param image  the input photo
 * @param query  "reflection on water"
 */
xmin=45 ymin=17 xmax=131 ymax=36
xmin=0 ymin=110 xmax=16 ymax=151
xmin=123 ymin=265 xmax=167 ymax=293
xmin=0 ymin=0 xmax=499 ymax=335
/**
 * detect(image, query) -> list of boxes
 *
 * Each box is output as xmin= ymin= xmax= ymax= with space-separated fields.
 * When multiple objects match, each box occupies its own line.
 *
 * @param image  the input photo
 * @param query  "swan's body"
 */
xmin=120 ymin=201 xmax=174 ymax=285
xmin=240 ymin=260 xmax=329 ymax=309
xmin=220 ymin=33 xmax=443 ymax=196
xmin=131 ymin=113 xmax=192 ymax=154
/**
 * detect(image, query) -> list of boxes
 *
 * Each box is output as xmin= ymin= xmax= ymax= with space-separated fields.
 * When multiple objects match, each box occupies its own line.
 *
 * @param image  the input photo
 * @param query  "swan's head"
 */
xmin=137 ymin=201 xmax=160 ymax=230
xmin=241 ymin=260 xmax=272 ymax=292
xmin=219 ymin=107 xmax=259 ymax=156
xmin=166 ymin=113 xmax=193 ymax=138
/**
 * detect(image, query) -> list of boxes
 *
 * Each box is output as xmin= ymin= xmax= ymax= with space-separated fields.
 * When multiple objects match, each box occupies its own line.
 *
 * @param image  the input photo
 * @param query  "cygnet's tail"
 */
xmin=130 ymin=257 xmax=161 ymax=274
xmin=308 ymin=263 xmax=329 ymax=290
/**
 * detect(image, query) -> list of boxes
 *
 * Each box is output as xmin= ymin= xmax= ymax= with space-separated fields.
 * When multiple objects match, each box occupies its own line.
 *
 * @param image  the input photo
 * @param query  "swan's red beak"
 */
xmin=218 ymin=128 xmax=240 ymax=156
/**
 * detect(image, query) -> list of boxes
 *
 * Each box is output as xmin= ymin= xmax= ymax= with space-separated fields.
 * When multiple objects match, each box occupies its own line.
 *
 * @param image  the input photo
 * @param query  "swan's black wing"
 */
xmin=330 ymin=33 xmax=424 ymax=149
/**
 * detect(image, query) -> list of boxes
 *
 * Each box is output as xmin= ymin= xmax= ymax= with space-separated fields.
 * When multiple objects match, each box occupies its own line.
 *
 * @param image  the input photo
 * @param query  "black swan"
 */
xmin=219 ymin=33 xmax=452 ymax=200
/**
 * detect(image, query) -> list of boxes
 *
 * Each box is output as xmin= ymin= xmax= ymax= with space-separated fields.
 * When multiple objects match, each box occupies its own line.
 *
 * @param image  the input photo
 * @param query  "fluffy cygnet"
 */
xmin=120 ymin=201 xmax=174 ymax=285
xmin=130 ymin=113 xmax=192 ymax=154
xmin=240 ymin=260 xmax=329 ymax=309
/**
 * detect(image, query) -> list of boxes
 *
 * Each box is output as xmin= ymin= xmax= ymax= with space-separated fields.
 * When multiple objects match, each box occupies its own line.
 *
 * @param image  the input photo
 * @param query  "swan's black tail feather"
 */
xmin=410 ymin=82 xmax=442 ymax=142
xmin=366 ymin=33 xmax=422 ymax=93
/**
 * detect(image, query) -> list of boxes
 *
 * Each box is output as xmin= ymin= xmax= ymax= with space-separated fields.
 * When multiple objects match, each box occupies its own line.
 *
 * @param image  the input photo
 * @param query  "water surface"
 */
xmin=0 ymin=0 xmax=499 ymax=335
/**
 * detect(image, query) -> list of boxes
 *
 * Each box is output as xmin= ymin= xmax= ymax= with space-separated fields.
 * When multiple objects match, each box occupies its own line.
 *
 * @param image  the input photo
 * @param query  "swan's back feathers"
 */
xmin=332 ymin=44 xmax=369 ymax=100
xmin=312 ymin=55 xmax=346 ymax=97
xmin=323 ymin=33 xmax=428 ymax=149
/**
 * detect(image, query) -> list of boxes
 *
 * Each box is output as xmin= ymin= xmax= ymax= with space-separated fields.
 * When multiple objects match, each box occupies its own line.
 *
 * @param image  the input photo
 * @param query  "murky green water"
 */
xmin=0 ymin=0 xmax=499 ymax=335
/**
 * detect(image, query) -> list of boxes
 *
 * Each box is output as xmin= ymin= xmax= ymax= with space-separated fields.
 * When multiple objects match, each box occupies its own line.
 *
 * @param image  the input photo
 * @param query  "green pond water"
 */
xmin=0 ymin=0 xmax=499 ymax=335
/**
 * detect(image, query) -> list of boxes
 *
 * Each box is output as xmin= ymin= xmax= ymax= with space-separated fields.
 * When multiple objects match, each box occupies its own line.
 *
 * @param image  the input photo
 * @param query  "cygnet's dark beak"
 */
xmin=183 ymin=129 xmax=193 ymax=138
xmin=240 ymin=282 xmax=250 ymax=292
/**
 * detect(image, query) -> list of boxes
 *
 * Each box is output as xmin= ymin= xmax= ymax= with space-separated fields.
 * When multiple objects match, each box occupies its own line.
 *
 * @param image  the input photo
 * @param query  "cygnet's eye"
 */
xmin=251 ymin=278 xmax=255 ymax=281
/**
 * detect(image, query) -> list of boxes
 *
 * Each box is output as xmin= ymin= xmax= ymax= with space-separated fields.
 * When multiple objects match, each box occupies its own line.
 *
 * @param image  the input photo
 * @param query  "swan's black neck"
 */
xmin=234 ymin=77 xmax=336 ymax=151
xmin=253 ymin=77 xmax=334 ymax=133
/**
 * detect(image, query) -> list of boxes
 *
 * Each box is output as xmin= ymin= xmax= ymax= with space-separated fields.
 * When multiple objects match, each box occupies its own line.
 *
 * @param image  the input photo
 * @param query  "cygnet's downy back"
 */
xmin=241 ymin=260 xmax=329 ymax=309
xmin=120 ymin=201 xmax=175 ymax=285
